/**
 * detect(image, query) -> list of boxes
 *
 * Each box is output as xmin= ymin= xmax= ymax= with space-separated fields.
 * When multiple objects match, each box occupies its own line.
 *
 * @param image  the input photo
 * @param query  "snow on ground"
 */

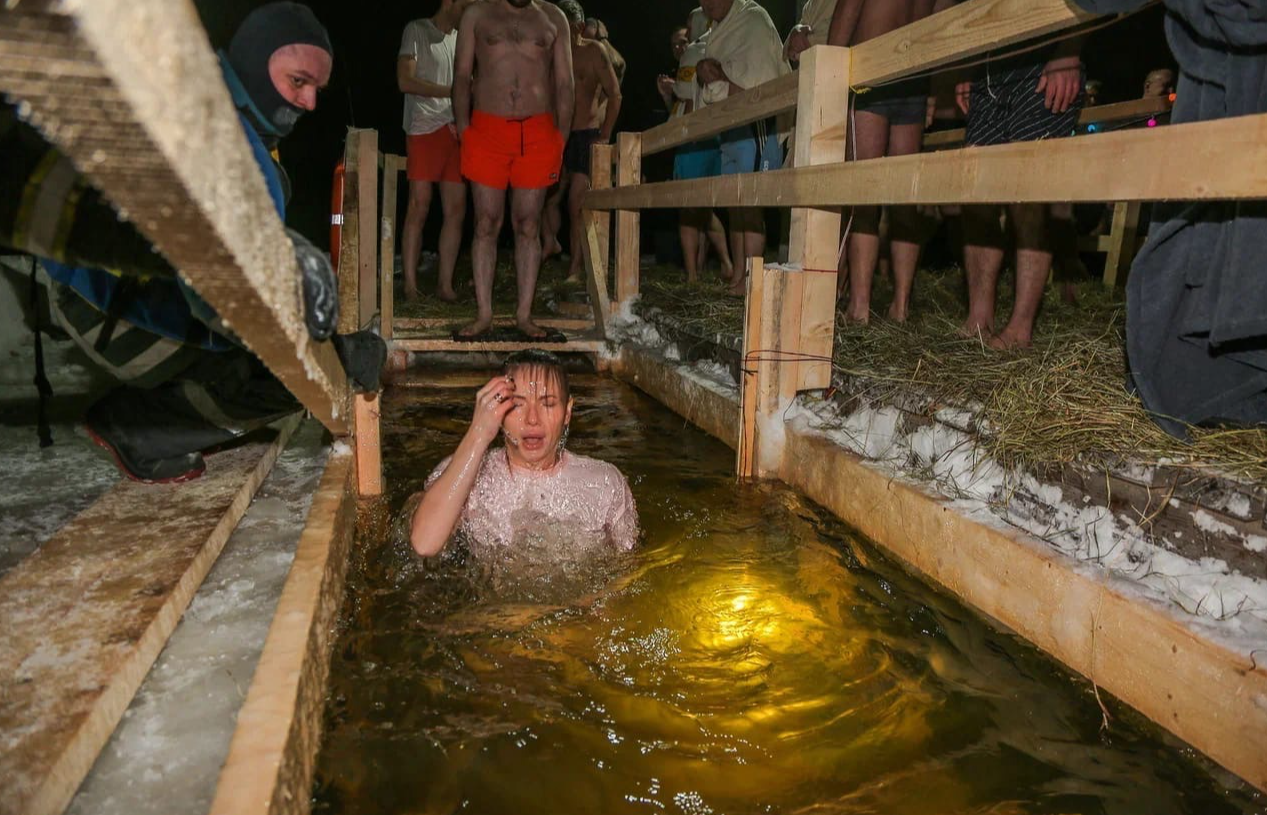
xmin=786 ymin=395 xmax=1267 ymax=654
xmin=66 ymin=420 xmax=330 ymax=815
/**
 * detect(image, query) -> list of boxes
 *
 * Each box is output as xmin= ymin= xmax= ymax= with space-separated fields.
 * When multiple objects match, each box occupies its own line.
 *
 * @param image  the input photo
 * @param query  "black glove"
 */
xmin=333 ymin=330 xmax=387 ymax=393
xmin=288 ymin=228 xmax=338 ymax=341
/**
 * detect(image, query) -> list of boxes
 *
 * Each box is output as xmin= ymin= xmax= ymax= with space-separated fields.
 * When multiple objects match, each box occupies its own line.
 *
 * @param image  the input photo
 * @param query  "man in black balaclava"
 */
xmin=0 ymin=2 xmax=384 ymax=483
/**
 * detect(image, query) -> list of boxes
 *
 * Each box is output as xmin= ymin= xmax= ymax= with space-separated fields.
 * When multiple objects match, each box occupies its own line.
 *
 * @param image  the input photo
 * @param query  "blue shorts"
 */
xmin=673 ymin=139 xmax=721 ymax=180
xmin=719 ymin=123 xmax=782 ymax=175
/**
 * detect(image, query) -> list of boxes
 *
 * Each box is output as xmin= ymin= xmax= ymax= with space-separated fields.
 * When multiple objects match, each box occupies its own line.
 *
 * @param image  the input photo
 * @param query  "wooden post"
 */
xmin=1103 ymin=200 xmax=1142 ymax=288
xmin=787 ymin=45 xmax=850 ymax=391
xmin=353 ymin=392 xmax=382 ymax=496
xmin=379 ymin=155 xmax=400 ymax=340
xmin=336 ymin=128 xmax=379 ymax=334
xmin=615 ymin=132 xmax=642 ymax=307
xmin=582 ymin=142 xmax=614 ymax=336
xmin=738 ymin=257 xmax=768 ymax=479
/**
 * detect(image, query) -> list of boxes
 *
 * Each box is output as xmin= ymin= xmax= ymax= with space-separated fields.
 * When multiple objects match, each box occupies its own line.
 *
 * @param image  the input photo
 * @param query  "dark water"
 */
xmin=313 ymin=376 xmax=1262 ymax=815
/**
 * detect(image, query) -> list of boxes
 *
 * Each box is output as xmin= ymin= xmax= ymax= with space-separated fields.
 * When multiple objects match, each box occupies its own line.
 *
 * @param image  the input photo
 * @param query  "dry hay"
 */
xmin=637 ymin=264 xmax=1267 ymax=485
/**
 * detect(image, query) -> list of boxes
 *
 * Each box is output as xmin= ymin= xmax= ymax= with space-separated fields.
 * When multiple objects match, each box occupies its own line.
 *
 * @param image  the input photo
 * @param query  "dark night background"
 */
xmin=194 ymin=0 xmax=1174 ymax=255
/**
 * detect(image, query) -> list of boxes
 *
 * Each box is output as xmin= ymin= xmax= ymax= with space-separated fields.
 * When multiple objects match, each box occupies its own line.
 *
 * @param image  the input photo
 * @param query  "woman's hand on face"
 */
xmin=469 ymin=375 xmax=517 ymax=446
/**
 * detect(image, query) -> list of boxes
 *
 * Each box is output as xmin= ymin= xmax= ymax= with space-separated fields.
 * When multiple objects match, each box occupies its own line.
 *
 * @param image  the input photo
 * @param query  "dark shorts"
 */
xmin=563 ymin=128 xmax=602 ymax=176
xmin=965 ymin=59 xmax=1084 ymax=146
xmin=853 ymin=78 xmax=928 ymax=126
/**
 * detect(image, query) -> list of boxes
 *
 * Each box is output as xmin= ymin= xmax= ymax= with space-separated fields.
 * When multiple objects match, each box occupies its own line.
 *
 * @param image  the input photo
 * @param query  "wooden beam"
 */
xmin=391 ymin=337 xmax=606 ymax=354
xmin=0 ymin=417 xmax=299 ymax=815
xmin=738 ymin=257 xmax=772 ymax=479
xmin=614 ymin=132 xmax=642 ymax=307
xmin=0 ymin=0 xmax=349 ymax=433
xmin=379 ymin=154 xmax=402 ymax=341
xmin=336 ymin=129 xmax=379 ymax=334
xmin=612 ymin=349 xmax=740 ymax=450
xmin=588 ymin=113 xmax=1267 ymax=210
xmin=923 ymin=95 xmax=1174 ymax=149
xmin=780 ymin=428 xmax=1267 ymax=794
xmin=1102 ymin=201 xmax=1142 ymax=287
xmin=393 ymin=317 xmax=594 ymax=332
xmin=638 ymin=0 xmax=1097 ymax=157
xmin=786 ymin=46 xmax=849 ymax=393
xmin=582 ymin=142 xmax=614 ymax=337
xmin=209 ymin=448 xmax=356 ymax=815
xmin=354 ymin=392 xmax=382 ymax=497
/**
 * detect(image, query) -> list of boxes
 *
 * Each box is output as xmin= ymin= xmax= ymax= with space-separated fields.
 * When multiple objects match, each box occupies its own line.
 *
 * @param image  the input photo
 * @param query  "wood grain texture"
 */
xmin=583 ymin=142 xmax=615 ymax=338
xmin=0 ymin=0 xmax=349 ymax=433
xmin=612 ymin=349 xmax=740 ymax=451
xmin=588 ymin=113 xmax=1267 ymax=210
xmin=208 ymin=450 xmax=356 ymax=815
xmin=336 ymin=129 xmax=379 ymax=335
xmin=615 ymin=133 xmax=642 ymax=307
xmin=379 ymin=155 xmax=402 ymax=341
xmin=0 ymin=418 xmax=299 ymax=815
xmin=391 ymin=338 xmax=606 ymax=354
xmin=1102 ymin=200 xmax=1142 ymax=287
xmin=354 ymin=392 xmax=382 ymax=497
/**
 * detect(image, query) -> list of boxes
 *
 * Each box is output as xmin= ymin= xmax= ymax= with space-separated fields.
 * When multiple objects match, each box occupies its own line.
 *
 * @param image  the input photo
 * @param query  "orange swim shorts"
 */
xmin=406 ymin=125 xmax=462 ymax=184
xmin=460 ymin=110 xmax=564 ymax=190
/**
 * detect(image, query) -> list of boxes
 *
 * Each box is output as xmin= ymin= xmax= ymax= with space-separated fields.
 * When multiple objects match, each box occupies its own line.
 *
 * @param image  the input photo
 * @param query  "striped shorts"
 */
xmin=965 ymin=59 xmax=1083 ymax=146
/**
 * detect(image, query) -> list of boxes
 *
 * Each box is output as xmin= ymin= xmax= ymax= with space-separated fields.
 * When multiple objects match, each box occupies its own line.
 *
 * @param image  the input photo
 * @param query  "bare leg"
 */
xmin=436 ymin=180 xmax=466 ymax=302
xmin=727 ymin=208 xmax=765 ymax=295
xmin=989 ymin=203 xmax=1051 ymax=349
xmin=679 ymin=208 xmax=705 ymax=283
xmin=542 ymin=173 xmax=568 ymax=257
xmin=566 ymin=172 xmax=591 ymax=282
xmin=459 ymin=182 xmax=505 ymax=337
xmin=960 ymin=204 xmax=1005 ymax=338
xmin=885 ymin=122 xmax=926 ymax=323
xmin=843 ymin=110 xmax=890 ymax=323
xmin=706 ymin=211 xmax=734 ymax=281
xmin=510 ymin=186 xmax=549 ymax=338
xmin=402 ymin=179 xmax=434 ymax=302
xmin=1048 ymin=201 xmax=1082 ymax=305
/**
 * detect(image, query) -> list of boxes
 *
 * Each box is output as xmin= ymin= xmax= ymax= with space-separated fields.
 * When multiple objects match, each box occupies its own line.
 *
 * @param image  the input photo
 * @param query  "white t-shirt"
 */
xmin=698 ymin=0 xmax=789 ymax=105
xmin=399 ymin=18 xmax=456 ymax=135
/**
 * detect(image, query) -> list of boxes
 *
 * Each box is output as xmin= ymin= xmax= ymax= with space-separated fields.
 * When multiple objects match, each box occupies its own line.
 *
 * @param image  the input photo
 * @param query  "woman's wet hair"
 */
xmin=502 ymin=349 xmax=570 ymax=403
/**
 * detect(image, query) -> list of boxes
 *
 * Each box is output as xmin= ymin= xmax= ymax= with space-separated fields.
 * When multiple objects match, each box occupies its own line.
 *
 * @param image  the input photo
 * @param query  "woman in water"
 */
xmin=410 ymin=350 xmax=639 ymax=557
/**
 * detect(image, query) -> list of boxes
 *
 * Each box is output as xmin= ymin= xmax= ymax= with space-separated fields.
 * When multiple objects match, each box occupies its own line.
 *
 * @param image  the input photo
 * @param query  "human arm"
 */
xmin=1037 ymin=38 xmax=1083 ymax=114
xmin=550 ymin=6 xmax=575 ymax=141
xmin=596 ymin=49 xmax=622 ymax=142
xmin=451 ymin=6 xmax=479 ymax=138
xmin=696 ymin=58 xmax=743 ymax=98
xmin=605 ymin=472 xmax=640 ymax=552
xmin=397 ymin=57 xmax=451 ymax=98
xmin=656 ymin=74 xmax=675 ymax=108
xmin=783 ymin=24 xmax=813 ymax=63
xmin=826 ymin=0 xmax=865 ymax=47
xmin=409 ymin=376 xmax=517 ymax=556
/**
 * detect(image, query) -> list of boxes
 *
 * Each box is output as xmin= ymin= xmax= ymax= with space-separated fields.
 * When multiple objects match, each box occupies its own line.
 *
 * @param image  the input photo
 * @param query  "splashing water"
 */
xmin=313 ymin=378 xmax=1262 ymax=815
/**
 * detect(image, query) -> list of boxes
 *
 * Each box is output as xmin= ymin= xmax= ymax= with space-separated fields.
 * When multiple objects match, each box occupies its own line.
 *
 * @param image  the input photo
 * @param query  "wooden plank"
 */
xmin=0 ymin=417 xmax=300 ymax=815
xmin=738 ymin=257 xmax=768 ymax=479
xmin=392 ymin=338 xmax=606 ymax=354
xmin=615 ymin=133 xmax=642 ymax=308
xmin=1102 ymin=200 xmax=1142 ymax=287
xmin=583 ymin=142 xmax=614 ymax=337
xmin=923 ymin=96 xmax=1174 ymax=149
xmin=393 ymin=317 xmax=594 ymax=332
xmin=379 ymin=154 xmax=401 ymax=341
xmin=0 ymin=0 xmax=349 ymax=433
xmin=208 ymin=448 xmax=355 ymax=815
xmin=588 ymin=113 xmax=1267 ymax=210
xmin=336 ymin=129 xmax=378 ymax=334
xmin=354 ymin=392 xmax=382 ymax=497
xmin=781 ymin=428 xmax=1267 ymax=795
xmin=638 ymin=0 xmax=1097 ymax=157
xmin=612 ymin=349 xmax=740 ymax=450
xmin=787 ymin=47 xmax=849 ymax=393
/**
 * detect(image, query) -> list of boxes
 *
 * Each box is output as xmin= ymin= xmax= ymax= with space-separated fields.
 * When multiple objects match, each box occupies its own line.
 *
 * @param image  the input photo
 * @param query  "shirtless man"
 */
xmin=557 ymin=1 xmax=621 ymax=282
xmin=454 ymin=0 xmax=574 ymax=339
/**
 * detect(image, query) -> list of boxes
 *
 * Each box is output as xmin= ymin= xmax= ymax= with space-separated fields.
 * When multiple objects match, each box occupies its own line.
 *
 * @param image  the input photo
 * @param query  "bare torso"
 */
xmin=470 ymin=1 xmax=563 ymax=117
xmin=849 ymin=0 xmax=929 ymax=45
xmin=570 ymin=37 xmax=608 ymax=130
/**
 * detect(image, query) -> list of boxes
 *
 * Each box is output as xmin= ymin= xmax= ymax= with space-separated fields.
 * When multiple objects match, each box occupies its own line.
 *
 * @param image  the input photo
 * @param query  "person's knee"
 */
xmin=408 ymin=181 xmax=432 ymax=209
xmin=473 ymin=209 xmax=502 ymax=238
xmin=1010 ymin=204 xmax=1048 ymax=252
xmin=512 ymin=212 xmax=541 ymax=239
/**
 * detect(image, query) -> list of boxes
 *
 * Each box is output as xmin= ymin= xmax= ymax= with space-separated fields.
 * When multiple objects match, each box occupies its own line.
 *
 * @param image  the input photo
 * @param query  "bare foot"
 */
xmin=843 ymin=305 xmax=870 ymax=325
xmin=542 ymin=237 xmax=563 ymax=258
xmin=457 ymin=314 xmax=493 ymax=338
xmin=517 ymin=316 xmax=548 ymax=339
xmin=886 ymin=302 xmax=909 ymax=323
xmin=404 ymin=286 xmax=420 ymax=303
xmin=687 ymin=272 xmax=698 ymax=285
xmin=565 ymin=272 xmax=583 ymax=284
xmin=436 ymin=288 xmax=458 ymax=303
xmin=1060 ymin=282 xmax=1079 ymax=306
xmin=726 ymin=277 xmax=747 ymax=296
xmin=957 ymin=318 xmax=993 ymax=339
xmin=719 ymin=263 xmax=734 ymax=282
xmin=986 ymin=327 xmax=1032 ymax=350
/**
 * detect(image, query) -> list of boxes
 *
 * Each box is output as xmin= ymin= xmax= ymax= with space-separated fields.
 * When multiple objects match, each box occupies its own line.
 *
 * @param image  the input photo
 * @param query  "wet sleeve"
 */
xmin=424 ymin=454 xmax=454 ymax=491
xmin=605 ymin=473 xmax=640 ymax=552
